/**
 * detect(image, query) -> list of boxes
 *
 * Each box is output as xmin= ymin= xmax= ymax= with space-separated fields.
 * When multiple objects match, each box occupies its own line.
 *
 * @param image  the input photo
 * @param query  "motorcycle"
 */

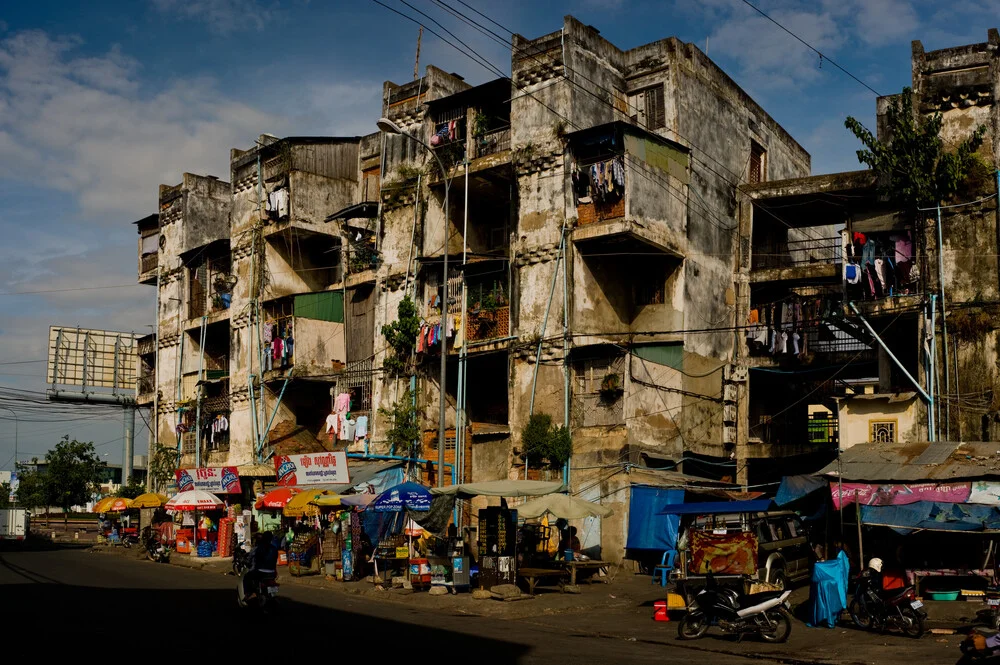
xmin=677 ymin=574 xmax=793 ymax=643
xmin=143 ymin=531 xmax=170 ymax=563
xmin=232 ymin=546 xmax=249 ymax=576
xmin=237 ymin=570 xmax=280 ymax=613
xmin=848 ymin=559 xmax=925 ymax=638
xmin=984 ymin=588 xmax=1000 ymax=631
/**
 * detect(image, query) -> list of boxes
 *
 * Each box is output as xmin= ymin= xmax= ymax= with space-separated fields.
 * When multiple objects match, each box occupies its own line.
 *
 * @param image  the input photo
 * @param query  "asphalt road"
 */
xmin=0 ymin=547 xmax=768 ymax=663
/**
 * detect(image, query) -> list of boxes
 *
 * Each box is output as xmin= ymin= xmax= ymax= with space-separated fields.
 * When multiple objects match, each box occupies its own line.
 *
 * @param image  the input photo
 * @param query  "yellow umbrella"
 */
xmin=283 ymin=489 xmax=334 ymax=517
xmin=132 ymin=493 xmax=169 ymax=509
xmin=312 ymin=494 xmax=344 ymax=508
xmin=105 ymin=497 xmax=135 ymax=513
xmin=92 ymin=497 xmax=116 ymax=513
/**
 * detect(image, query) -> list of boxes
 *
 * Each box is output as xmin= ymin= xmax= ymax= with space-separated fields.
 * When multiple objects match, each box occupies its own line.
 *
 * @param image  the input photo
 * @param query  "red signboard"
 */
xmin=175 ymin=466 xmax=242 ymax=494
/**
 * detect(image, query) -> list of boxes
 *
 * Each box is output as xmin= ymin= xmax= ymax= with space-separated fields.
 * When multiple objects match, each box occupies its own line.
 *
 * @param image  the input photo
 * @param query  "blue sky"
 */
xmin=0 ymin=0 xmax=996 ymax=468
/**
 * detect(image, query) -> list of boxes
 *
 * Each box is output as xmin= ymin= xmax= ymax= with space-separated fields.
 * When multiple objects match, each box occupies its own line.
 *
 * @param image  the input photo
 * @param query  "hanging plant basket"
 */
xmin=599 ymin=373 xmax=624 ymax=401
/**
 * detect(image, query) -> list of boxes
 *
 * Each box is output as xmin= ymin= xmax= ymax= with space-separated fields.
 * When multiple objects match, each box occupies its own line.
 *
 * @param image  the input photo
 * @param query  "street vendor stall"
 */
xmin=516 ymin=494 xmax=614 ymax=588
xmin=372 ymin=482 xmax=433 ymax=588
xmin=165 ymin=490 xmax=224 ymax=556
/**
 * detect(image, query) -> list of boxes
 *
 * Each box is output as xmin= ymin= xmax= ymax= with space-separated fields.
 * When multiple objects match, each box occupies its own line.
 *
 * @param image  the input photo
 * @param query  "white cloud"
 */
xmin=149 ymin=0 xmax=276 ymax=35
xmin=0 ymin=30 xmax=282 ymax=219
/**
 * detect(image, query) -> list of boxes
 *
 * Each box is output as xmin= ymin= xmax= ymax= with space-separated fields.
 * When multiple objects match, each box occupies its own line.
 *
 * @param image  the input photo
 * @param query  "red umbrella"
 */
xmin=255 ymin=486 xmax=302 ymax=510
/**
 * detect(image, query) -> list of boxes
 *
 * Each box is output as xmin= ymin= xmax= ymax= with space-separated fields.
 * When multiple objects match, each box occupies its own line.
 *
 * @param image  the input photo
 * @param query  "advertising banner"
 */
xmin=175 ymin=466 xmax=242 ymax=494
xmin=273 ymin=452 xmax=350 ymax=486
xmin=969 ymin=482 xmax=1000 ymax=506
xmin=831 ymin=482 xmax=971 ymax=509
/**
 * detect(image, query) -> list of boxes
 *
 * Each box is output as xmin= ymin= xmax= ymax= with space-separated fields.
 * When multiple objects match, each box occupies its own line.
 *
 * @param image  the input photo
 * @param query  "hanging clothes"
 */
xmin=340 ymin=416 xmax=355 ymax=442
xmin=354 ymin=415 xmax=368 ymax=440
xmin=325 ymin=413 xmax=340 ymax=440
xmin=334 ymin=392 xmax=351 ymax=413
xmin=263 ymin=322 xmax=274 ymax=345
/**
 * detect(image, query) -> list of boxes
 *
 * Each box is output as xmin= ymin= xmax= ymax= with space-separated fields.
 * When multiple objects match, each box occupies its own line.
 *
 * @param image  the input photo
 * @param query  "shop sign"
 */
xmin=273 ymin=452 xmax=349 ymax=486
xmin=831 ymin=481 xmax=971 ymax=509
xmin=175 ymin=466 xmax=242 ymax=494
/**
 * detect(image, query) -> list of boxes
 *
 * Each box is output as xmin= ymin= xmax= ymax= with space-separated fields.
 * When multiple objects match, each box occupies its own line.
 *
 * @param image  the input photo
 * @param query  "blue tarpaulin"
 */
xmin=776 ymin=475 xmax=828 ymax=506
xmin=807 ymin=550 xmax=850 ymax=628
xmin=627 ymin=486 xmax=683 ymax=551
xmin=657 ymin=499 xmax=773 ymax=515
xmin=860 ymin=501 xmax=1000 ymax=534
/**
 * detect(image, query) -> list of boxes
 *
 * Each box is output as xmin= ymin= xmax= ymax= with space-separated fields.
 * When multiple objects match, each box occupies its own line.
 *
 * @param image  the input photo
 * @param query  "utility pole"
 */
xmin=414 ymin=26 xmax=423 ymax=81
xmin=2 ymin=407 xmax=16 ymax=509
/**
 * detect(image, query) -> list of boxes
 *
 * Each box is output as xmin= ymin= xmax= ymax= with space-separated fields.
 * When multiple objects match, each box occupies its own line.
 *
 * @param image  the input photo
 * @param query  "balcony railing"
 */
xmin=752 ymin=414 xmax=839 ymax=447
xmin=466 ymin=305 xmax=510 ymax=342
xmin=807 ymin=416 xmax=839 ymax=446
xmin=751 ymin=237 xmax=842 ymax=271
xmin=140 ymin=253 xmax=158 ymax=274
xmin=472 ymin=127 xmax=511 ymax=159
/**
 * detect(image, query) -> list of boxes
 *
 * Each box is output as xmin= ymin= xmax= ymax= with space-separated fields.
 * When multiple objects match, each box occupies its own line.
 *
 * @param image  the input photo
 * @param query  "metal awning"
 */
xmin=658 ymin=499 xmax=773 ymax=515
xmin=819 ymin=441 xmax=1000 ymax=482
xmin=326 ymin=202 xmax=378 ymax=222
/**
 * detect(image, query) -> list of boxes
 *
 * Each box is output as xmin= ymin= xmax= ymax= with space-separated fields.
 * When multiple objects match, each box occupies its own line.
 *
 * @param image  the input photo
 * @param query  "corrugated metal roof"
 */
xmin=820 ymin=441 xmax=1000 ymax=481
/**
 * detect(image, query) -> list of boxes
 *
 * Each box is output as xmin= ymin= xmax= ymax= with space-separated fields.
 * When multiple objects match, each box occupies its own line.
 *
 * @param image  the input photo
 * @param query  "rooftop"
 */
xmin=819 ymin=441 xmax=1000 ymax=482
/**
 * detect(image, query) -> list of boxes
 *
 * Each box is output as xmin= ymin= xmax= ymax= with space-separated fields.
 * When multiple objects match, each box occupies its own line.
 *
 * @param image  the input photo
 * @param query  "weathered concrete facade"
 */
xmin=738 ymin=30 xmax=1000 ymax=483
xmin=134 ymin=15 xmax=819 ymax=562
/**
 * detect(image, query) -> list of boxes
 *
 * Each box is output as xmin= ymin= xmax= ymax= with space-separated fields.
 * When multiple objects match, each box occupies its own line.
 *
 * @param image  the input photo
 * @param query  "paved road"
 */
xmin=0 ymin=548 xmax=761 ymax=663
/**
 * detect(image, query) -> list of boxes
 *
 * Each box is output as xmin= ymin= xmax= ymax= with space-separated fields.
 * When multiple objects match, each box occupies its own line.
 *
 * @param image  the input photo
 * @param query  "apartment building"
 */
xmin=737 ymin=30 xmax=1000 ymax=475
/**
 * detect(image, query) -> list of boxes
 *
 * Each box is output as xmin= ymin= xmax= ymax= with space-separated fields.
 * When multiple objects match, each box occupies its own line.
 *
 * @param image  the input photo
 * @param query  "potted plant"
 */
xmin=599 ymin=373 xmax=624 ymax=401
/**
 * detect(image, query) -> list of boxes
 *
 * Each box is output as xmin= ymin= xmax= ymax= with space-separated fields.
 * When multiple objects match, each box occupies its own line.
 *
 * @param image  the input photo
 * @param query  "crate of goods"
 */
xmin=410 ymin=558 xmax=432 ymax=587
xmin=217 ymin=518 xmax=234 ymax=558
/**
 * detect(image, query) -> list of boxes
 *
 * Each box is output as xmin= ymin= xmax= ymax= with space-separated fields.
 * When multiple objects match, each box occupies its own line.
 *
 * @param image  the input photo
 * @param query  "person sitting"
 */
xmin=558 ymin=526 xmax=582 ymax=558
xmin=243 ymin=532 xmax=279 ymax=601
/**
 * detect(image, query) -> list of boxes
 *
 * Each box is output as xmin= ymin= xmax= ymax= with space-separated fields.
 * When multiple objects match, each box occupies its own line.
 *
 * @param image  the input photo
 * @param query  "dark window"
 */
xmin=633 ymin=258 xmax=669 ymax=306
xmin=188 ymin=263 xmax=207 ymax=319
xmin=645 ymin=85 xmax=666 ymax=130
xmin=749 ymin=140 xmax=766 ymax=184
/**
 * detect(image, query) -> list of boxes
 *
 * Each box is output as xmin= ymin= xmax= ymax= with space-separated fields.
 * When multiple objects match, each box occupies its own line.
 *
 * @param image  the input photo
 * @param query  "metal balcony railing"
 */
xmin=751 ymin=236 xmax=842 ymax=271
xmin=466 ymin=305 xmax=510 ymax=342
xmin=752 ymin=415 xmax=839 ymax=447
xmin=472 ymin=127 xmax=511 ymax=158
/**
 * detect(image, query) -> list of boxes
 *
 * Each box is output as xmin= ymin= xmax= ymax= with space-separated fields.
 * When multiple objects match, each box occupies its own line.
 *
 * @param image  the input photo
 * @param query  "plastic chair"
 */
xmin=653 ymin=550 xmax=677 ymax=586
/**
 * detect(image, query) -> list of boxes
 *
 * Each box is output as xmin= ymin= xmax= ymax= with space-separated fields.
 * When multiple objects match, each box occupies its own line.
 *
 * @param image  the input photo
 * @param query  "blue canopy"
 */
xmin=776 ymin=475 xmax=828 ymax=506
xmin=657 ymin=499 xmax=772 ymax=515
xmin=627 ymin=486 xmax=683 ymax=551
xmin=860 ymin=501 xmax=1000 ymax=534
xmin=372 ymin=481 xmax=432 ymax=513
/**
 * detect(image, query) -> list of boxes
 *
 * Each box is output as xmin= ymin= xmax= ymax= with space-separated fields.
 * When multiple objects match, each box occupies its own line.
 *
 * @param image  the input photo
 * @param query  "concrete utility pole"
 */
xmin=2 ymin=407 xmax=16 ymax=509
xmin=377 ymin=117 xmax=452 ymax=486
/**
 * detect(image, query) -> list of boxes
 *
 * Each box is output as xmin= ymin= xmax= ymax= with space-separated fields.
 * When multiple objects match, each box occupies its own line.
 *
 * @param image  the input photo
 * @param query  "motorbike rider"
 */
xmin=243 ymin=531 xmax=279 ymax=601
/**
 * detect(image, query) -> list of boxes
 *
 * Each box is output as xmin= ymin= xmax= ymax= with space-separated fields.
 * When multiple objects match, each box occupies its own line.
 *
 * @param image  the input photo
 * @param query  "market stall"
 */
xmin=165 ymin=490 xmax=225 ymax=556
xmin=372 ymin=482 xmax=433 ymax=588
xmin=311 ymin=494 xmax=375 ymax=581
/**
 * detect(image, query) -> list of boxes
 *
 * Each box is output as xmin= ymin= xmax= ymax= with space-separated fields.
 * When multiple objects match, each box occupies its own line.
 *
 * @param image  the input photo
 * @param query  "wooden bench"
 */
xmin=518 ymin=567 xmax=569 ymax=594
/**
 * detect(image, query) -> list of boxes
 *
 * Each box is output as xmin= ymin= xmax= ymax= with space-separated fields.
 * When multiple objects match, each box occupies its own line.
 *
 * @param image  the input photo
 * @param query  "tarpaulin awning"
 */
xmin=860 ymin=501 xmax=1000 ymax=534
xmin=658 ymin=499 xmax=772 ymax=515
xmin=627 ymin=486 xmax=683 ymax=551
xmin=516 ymin=494 xmax=613 ymax=520
xmin=237 ymin=463 xmax=276 ymax=478
xmin=283 ymin=488 xmax=334 ymax=517
xmin=431 ymin=480 xmax=565 ymax=499
xmin=313 ymin=493 xmax=375 ymax=508
xmin=776 ymin=475 xmax=829 ymax=506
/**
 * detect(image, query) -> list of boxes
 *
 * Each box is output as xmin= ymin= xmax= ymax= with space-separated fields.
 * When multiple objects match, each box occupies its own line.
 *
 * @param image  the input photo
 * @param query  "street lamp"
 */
xmin=377 ymin=117 xmax=452 ymax=487
xmin=2 ymin=406 xmax=17 ymax=509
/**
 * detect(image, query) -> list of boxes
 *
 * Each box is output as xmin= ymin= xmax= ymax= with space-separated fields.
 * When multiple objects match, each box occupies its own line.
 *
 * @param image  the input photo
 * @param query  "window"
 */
xmin=749 ymin=140 xmax=766 ymax=184
xmin=633 ymin=258 xmax=670 ymax=307
xmin=628 ymin=84 xmax=666 ymax=130
xmin=188 ymin=262 xmax=207 ymax=319
xmin=362 ymin=167 xmax=380 ymax=202
xmin=572 ymin=352 xmax=625 ymax=427
xmin=870 ymin=420 xmax=897 ymax=443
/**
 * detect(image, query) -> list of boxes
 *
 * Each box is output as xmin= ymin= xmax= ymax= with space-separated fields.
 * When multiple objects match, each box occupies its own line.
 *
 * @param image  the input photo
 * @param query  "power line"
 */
xmin=0 ymin=284 xmax=141 ymax=296
xmin=738 ymin=0 xmax=881 ymax=97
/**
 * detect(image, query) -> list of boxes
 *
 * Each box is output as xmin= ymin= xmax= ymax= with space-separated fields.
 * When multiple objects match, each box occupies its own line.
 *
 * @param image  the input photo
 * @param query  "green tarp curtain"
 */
xmin=631 ymin=342 xmax=682 ymax=369
xmin=294 ymin=292 xmax=343 ymax=322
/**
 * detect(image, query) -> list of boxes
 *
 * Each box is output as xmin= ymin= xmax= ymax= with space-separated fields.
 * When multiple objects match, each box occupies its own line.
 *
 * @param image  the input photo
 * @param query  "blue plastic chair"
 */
xmin=653 ymin=550 xmax=677 ymax=586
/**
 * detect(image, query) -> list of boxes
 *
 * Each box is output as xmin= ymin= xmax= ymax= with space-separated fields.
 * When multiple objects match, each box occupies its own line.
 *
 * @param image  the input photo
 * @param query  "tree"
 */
xmin=380 ymin=389 xmax=420 ymax=459
xmin=14 ymin=465 xmax=46 ymax=513
xmin=381 ymin=295 xmax=421 ymax=377
xmin=115 ymin=478 xmax=146 ymax=499
xmin=521 ymin=413 xmax=573 ymax=467
xmin=0 ymin=482 xmax=9 ymax=509
xmin=148 ymin=444 xmax=179 ymax=493
xmin=845 ymin=87 xmax=987 ymax=213
xmin=44 ymin=436 xmax=104 ymax=526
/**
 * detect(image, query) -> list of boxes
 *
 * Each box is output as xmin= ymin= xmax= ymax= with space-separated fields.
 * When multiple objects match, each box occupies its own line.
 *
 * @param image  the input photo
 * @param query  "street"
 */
xmin=0 ymin=547 xmax=749 ymax=663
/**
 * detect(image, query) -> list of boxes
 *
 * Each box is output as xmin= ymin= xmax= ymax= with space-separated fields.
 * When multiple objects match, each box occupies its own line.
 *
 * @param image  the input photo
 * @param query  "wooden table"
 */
xmin=518 ymin=567 xmax=569 ymax=594
xmin=564 ymin=560 xmax=609 ymax=585
xmin=906 ymin=568 xmax=996 ymax=595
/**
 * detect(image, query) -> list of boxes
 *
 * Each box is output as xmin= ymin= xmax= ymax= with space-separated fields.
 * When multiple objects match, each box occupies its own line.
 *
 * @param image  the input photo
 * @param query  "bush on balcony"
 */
xmin=521 ymin=413 xmax=572 ymax=467
xmin=381 ymin=295 xmax=420 ymax=377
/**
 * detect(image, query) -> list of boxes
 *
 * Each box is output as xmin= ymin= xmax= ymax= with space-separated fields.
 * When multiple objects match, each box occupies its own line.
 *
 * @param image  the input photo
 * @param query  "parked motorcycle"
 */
xmin=143 ymin=530 xmax=170 ymax=563
xmin=237 ymin=570 xmax=279 ymax=613
xmin=677 ymin=574 xmax=793 ymax=642
xmin=848 ymin=558 xmax=925 ymax=638
xmin=984 ymin=588 xmax=1000 ymax=631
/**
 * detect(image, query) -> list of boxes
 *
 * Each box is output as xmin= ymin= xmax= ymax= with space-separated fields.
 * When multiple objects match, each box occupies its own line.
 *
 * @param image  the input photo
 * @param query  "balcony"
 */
xmin=471 ymin=126 xmax=511 ymax=159
xmin=140 ymin=252 xmax=158 ymax=275
xmin=466 ymin=306 xmax=510 ymax=342
xmin=136 ymin=374 xmax=155 ymax=406
xmin=750 ymin=236 xmax=842 ymax=283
